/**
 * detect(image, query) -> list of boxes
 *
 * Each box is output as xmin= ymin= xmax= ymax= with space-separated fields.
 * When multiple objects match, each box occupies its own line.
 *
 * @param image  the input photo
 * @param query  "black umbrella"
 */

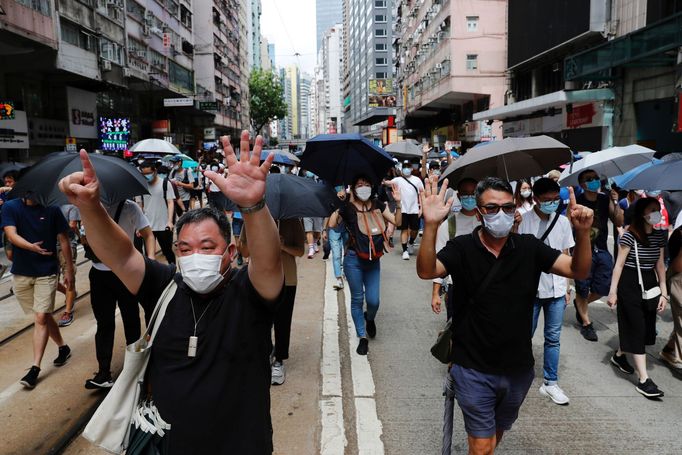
xmin=0 ymin=161 xmax=29 ymax=178
xmin=9 ymin=151 xmax=149 ymax=206
xmin=265 ymin=174 xmax=339 ymax=219
xmin=300 ymin=133 xmax=395 ymax=185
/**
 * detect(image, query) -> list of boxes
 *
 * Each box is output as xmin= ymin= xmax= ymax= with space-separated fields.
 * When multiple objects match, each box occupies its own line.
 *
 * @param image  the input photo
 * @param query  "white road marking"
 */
xmin=320 ymin=261 xmax=346 ymax=454
xmin=343 ymin=286 xmax=376 ymax=397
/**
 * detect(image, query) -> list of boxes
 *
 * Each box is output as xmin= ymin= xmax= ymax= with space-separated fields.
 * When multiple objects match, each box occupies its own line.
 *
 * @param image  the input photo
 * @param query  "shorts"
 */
xmin=58 ymin=245 xmax=78 ymax=284
xmin=575 ymin=248 xmax=613 ymax=298
xmin=13 ymin=274 xmax=58 ymax=314
xmin=303 ymin=217 xmax=323 ymax=233
xmin=400 ymin=213 xmax=420 ymax=231
xmin=450 ymin=363 xmax=534 ymax=438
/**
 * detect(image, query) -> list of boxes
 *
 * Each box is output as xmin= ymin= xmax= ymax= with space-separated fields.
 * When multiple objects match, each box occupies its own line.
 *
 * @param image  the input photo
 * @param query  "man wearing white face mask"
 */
xmin=390 ymin=159 xmax=424 ymax=260
xmin=418 ymin=176 xmax=594 ymax=455
xmin=59 ymin=132 xmax=284 ymax=454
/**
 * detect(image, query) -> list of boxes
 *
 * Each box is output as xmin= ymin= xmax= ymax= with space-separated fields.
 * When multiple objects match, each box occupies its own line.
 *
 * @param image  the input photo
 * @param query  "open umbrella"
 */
xmin=440 ymin=135 xmax=571 ymax=187
xmin=260 ymin=150 xmax=295 ymax=166
xmin=384 ymin=140 xmax=422 ymax=158
xmin=129 ymin=139 xmax=181 ymax=156
xmin=265 ymin=174 xmax=339 ymax=219
xmin=162 ymin=153 xmax=198 ymax=169
xmin=0 ymin=161 xmax=29 ymax=177
xmin=558 ymin=145 xmax=656 ymax=187
xmin=613 ymin=157 xmax=682 ymax=191
xmin=9 ymin=151 xmax=149 ymax=206
xmin=301 ymin=133 xmax=395 ymax=185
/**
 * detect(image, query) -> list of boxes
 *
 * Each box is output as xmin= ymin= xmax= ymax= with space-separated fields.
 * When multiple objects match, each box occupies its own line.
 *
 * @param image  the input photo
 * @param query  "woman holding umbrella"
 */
xmin=328 ymin=175 xmax=401 ymax=355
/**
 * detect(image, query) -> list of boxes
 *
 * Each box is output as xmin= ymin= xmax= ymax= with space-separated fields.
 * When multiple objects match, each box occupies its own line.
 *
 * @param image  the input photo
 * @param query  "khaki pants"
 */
xmin=13 ymin=274 xmax=58 ymax=314
xmin=665 ymin=272 xmax=682 ymax=361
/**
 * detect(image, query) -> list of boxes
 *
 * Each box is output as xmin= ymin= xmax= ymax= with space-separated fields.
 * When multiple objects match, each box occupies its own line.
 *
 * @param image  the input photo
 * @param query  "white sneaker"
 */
xmin=271 ymin=361 xmax=285 ymax=385
xmin=402 ymin=251 xmax=410 ymax=260
xmin=539 ymin=383 xmax=569 ymax=405
xmin=407 ymin=243 xmax=414 ymax=254
xmin=308 ymin=246 xmax=314 ymax=259
xmin=333 ymin=278 xmax=344 ymax=290
xmin=313 ymin=243 xmax=320 ymax=253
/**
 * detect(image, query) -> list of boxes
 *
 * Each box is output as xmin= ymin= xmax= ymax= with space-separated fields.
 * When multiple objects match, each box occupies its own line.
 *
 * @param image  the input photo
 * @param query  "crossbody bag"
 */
xmin=634 ymin=240 xmax=662 ymax=306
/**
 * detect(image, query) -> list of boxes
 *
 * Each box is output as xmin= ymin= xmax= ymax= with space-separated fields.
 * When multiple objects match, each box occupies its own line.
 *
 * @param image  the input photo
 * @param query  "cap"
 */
xmin=167 ymin=155 xmax=182 ymax=162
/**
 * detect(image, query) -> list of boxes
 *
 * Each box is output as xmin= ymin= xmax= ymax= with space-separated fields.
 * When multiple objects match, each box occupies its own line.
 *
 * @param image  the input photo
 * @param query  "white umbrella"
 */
xmin=558 ymin=144 xmax=656 ymax=187
xmin=385 ymin=140 xmax=422 ymax=158
xmin=129 ymin=139 xmax=181 ymax=155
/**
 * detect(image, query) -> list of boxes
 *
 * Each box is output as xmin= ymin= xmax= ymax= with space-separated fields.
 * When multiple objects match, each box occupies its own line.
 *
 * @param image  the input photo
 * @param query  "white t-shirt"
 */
xmin=391 ymin=175 xmax=424 ymax=214
xmin=518 ymin=208 xmax=574 ymax=298
xmin=89 ymin=200 xmax=150 ymax=271
xmin=434 ymin=212 xmax=480 ymax=284
xmin=141 ymin=177 xmax=175 ymax=231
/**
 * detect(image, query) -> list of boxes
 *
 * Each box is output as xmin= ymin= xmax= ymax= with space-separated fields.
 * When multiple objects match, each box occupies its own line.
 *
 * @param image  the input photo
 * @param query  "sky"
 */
xmin=261 ymin=0 xmax=317 ymax=75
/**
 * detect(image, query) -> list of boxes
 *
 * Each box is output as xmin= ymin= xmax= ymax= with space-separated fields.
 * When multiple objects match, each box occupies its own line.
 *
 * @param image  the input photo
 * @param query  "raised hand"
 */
xmin=567 ymin=186 xmax=593 ymax=231
xmin=58 ymin=149 xmax=101 ymax=210
xmin=204 ymin=131 xmax=274 ymax=208
xmin=419 ymin=175 xmax=452 ymax=224
xmin=391 ymin=182 xmax=401 ymax=203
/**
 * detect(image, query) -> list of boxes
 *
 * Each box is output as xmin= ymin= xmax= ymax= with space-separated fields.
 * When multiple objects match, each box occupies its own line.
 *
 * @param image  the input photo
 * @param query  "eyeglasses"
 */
xmin=479 ymin=204 xmax=516 ymax=214
xmin=584 ymin=177 xmax=600 ymax=183
xmin=537 ymin=197 xmax=560 ymax=204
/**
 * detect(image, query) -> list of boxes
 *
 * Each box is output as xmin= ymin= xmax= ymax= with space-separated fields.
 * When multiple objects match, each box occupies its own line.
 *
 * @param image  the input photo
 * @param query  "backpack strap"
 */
xmin=113 ymin=201 xmax=125 ymax=224
xmin=360 ymin=211 xmax=377 ymax=260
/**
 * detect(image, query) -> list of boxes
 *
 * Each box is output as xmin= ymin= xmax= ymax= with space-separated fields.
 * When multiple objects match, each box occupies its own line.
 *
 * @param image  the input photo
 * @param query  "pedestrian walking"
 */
xmin=660 ymin=213 xmax=682 ymax=370
xmin=60 ymin=132 xmax=284 ymax=453
xmin=328 ymin=175 xmax=402 ymax=355
xmin=138 ymin=160 xmax=176 ymax=264
xmin=57 ymin=203 xmax=80 ymax=327
xmin=323 ymin=185 xmax=350 ymax=290
xmin=607 ymin=197 xmax=668 ymax=398
xmin=169 ymin=155 xmax=195 ymax=216
xmin=417 ymin=176 xmax=593 ymax=455
xmin=390 ymin=160 xmax=423 ymax=260
xmin=2 ymin=194 xmax=74 ymax=388
xmin=518 ymin=178 xmax=575 ymax=405
xmin=574 ymin=169 xmax=624 ymax=342
xmin=0 ymin=170 xmax=19 ymax=271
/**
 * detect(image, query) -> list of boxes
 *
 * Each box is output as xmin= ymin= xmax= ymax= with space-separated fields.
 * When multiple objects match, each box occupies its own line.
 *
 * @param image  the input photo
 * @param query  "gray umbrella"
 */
xmin=615 ymin=157 xmax=682 ymax=191
xmin=385 ymin=140 xmax=423 ymax=158
xmin=265 ymin=174 xmax=339 ymax=219
xmin=440 ymin=135 xmax=571 ymax=187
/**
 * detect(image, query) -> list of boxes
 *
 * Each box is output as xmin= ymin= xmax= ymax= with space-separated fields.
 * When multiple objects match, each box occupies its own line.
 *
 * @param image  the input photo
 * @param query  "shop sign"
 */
xmin=67 ymin=87 xmax=97 ymax=139
xmin=203 ymin=127 xmax=216 ymax=140
xmin=199 ymin=101 xmax=219 ymax=111
xmin=183 ymin=134 xmax=194 ymax=145
xmin=164 ymin=98 xmax=194 ymax=107
xmin=65 ymin=137 xmax=77 ymax=151
xmin=0 ymin=110 xmax=29 ymax=148
xmin=99 ymin=117 xmax=131 ymax=151
xmin=29 ymin=117 xmax=68 ymax=146
xmin=566 ymin=103 xmax=596 ymax=129
xmin=152 ymin=120 xmax=170 ymax=134
xmin=464 ymin=121 xmax=480 ymax=142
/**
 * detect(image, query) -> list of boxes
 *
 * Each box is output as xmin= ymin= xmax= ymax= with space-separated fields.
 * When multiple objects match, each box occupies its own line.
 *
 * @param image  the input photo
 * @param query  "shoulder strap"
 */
xmin=162 ymin=178 xmax=169 ymax=201
xmin=401 ymin=175 xmax=420 ymax=195
xmin=634 ymin=240 xmax=645 ymax=293
xmin=145 ymin=280 xmax=178 ymax=344
xmin=113 ymin=201 xmax=125 ymax=224
xmin=539 ymin=212 xmax=561 ymax=243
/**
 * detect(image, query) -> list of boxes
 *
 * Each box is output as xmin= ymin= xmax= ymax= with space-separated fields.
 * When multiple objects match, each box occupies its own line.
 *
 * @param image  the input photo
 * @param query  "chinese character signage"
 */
xmin=99 ymin=117 xmax=131 ymax=151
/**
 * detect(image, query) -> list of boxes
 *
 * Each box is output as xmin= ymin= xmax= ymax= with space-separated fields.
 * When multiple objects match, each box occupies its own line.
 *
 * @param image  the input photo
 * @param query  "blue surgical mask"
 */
xmin=305 ymin=171 xmax=315 ymax=179
xmin=460 ymin=196 xmax=477 ymax=211
xmin=158 ymin=173 xmax=167 ymax=180
xmin=402 ymin=168 xmax=412 ymax=177
xmin=539 ymin=200 xmax=560 ymax=215
xmin=645 ymin=190 xmax=661 ymax=197
xmin=334 ymin=185 xmax=345 ymax=192
xmin=585 ymin=180 xmax=601 ymax=192
xmin=144 ymin=174 xmax=154 ymax=182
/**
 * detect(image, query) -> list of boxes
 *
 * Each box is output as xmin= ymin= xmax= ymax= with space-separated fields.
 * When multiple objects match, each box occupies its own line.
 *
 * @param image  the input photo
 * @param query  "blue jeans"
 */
xmin=531 ymin=296 xmax=566 ymax=384
xmin=343 ymin=250 xmax=381 ymax=338
xmin=329 ymin=228 xmax=348 ymax=278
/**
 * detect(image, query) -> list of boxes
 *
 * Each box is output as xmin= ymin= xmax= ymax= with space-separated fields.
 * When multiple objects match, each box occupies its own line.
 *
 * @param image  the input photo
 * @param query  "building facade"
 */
xmin=247 ymin=0 xmax=262 ymax=69
xmin=316 ymin=24 xmax=343 ymax=135
xmin=279 ymin=64 xmax=302 ymax=140
xmin=316 ymin=0 xmax=343 ymax=51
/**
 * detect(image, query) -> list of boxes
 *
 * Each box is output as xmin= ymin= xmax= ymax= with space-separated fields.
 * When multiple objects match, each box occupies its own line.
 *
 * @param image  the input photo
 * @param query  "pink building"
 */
xmin=395 ymin=0 xmax=507 ymax=145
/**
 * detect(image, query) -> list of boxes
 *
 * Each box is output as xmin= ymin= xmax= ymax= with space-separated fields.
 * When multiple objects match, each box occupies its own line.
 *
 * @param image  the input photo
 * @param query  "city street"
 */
xmin=1 ymin=243 xmax=681 ymax=454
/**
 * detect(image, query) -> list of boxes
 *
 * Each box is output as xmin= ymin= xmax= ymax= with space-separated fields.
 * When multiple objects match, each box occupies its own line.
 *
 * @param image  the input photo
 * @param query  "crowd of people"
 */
xmin=1 ymin=132 xmax=681 ymax=454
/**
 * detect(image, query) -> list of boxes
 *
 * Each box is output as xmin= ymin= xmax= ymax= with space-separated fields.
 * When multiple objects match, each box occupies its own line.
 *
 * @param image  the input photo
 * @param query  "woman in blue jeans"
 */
xmin=328 ymin=175 xmax=401 ymax=355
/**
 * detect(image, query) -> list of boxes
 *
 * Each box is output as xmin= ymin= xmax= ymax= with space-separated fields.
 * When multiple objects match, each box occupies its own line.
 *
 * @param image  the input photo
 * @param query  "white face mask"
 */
xmin=480 ymin=210 xmax=515 ymax=238
xmin=402 ymin=168 xmax=412 ymax=177
xmin=520 ymin=190 xmax=532 ymax=198
xmin=177 ymin=252 xmax=228 ymax=294
xmin=645 ymin=211 xmax=662 ymax=226
xmin=355 ymin=186 xmax=372 ymax=201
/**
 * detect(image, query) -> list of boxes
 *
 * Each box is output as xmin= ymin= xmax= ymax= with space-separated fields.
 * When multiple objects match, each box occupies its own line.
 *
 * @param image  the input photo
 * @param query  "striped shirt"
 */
xmin=619 ymin=230 xmax=666 ymax=270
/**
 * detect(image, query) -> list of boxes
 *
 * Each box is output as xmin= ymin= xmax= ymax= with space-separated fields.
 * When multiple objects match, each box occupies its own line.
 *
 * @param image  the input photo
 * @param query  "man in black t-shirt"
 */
xmin=59 ymin=131 xmax=284 ymax=454
xmin=573 ymin=169 xmax=624 ymax=342
xmin=417 ymin=176 xmax=594 ymax=455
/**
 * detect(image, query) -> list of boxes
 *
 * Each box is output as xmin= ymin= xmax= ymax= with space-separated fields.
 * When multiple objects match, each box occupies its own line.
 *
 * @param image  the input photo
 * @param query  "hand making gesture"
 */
xmin=419 ymin=175 xmax=452 ymax=224
xmin=58 ymin=149 xmax=101 ymax=210
xmin=566 ymin=186 xmax=594 ymax=231
xmin=204 ymin=130 xmax=274 ymax=208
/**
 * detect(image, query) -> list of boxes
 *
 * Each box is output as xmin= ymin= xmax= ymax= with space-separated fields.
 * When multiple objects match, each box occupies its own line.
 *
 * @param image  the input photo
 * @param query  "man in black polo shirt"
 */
xmin=59 ymin=131 xmax=283 ymax=454
xmin=417 ymin=176 xmax=593 ymax=455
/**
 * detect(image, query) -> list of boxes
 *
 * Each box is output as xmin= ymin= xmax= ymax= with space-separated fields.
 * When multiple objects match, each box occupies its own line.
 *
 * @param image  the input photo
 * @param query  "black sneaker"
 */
xmin=365 ymin=312 xmax=376 ymax=339
xmin=356 ymin=338 xmax=369 ymax=356
xmin=580 ymin=323 xmax=598 ymax=342
xmin=610 ymin=352 xmax=634 ymax=374
xmin=636 ymin=378 xmax=664 ymax=398
xmin=573 ymin=300 xmax=583 ymax=325
xmin=53 ymin=345 xmax=71 ymax=366
xmin=85 ymin=371 xmax=114 ymax=390
xmin=20 ymin=366 xmax=40 ymax=389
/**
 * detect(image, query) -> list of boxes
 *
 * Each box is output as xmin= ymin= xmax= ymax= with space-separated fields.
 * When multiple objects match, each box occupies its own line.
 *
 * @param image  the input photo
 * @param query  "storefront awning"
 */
xmin=353 ymin=107 xmax=397 ymax=126
xmin=472 ymin=88 xmax=614 ymax=121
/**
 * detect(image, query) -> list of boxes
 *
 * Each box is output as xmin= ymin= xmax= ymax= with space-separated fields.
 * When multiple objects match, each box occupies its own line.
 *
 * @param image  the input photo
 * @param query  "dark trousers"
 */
xmin=153 ymin=230 xmax=175 ymax=264
xmin=273 ymin=285 xmax=297 ymax=361
xmin=89 ymin=268 xmax=142 ymax=374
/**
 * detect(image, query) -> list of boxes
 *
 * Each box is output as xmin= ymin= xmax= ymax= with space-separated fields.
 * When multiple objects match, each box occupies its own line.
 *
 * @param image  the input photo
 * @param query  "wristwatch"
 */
xmin=239 ymin=198 xmax=266 ymax=214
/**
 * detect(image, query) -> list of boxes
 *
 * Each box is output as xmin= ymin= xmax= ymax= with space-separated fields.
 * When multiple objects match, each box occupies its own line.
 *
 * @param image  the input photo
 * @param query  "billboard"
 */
xmin=368 ymin=79 xmax=396 ymax=108
xmin=99 ymin=117 xmax=131 ymax=151
xmin=67 ymin=87 xmax=97 ymax=139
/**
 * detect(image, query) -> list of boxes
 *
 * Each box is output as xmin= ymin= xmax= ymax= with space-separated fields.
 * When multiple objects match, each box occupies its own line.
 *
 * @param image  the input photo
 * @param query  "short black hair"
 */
xmin=578 ymin=169 xmax=598 ymax=184
xmin=351 ymin=174 xmax=373 ymax=188
xmin=457 ymin=177 xmax=477 ymax=192
xmin=3 ymin=170 xmax=18 ymax=181
xmin=270 ymin=165 xmax=281 ymax=173
xmin=475 ymin=177 xmax=513 ymax=205
xmin=532 ymin=177 xmax=560 ymax=196
xmin=175 ymin=206 xmax=232 ymax=243
xmin=429 ymin=161 xmax=440 ymax=169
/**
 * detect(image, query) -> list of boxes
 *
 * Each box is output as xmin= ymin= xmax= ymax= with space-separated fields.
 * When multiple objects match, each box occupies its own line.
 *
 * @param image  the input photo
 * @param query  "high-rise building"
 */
xmin=300 ymin=75 xmax=312 ymax=139
xmin=279 ymin=65 xmax=302 ymax=140
xmin=261 ymin=37 xmax=272 ymax=72
xmin=316 ymin=24 xmax=343 ymax=134
xmin=268 ymin=43 xmax=276 ymax=69
xmin=316 ymin=0 xmax=343 ymax=51
xmin=247 ymin=0 xmax=262 ymax=69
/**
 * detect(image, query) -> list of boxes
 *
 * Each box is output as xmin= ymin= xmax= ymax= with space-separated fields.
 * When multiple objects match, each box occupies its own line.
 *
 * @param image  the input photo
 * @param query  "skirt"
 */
xmin=616 ymin=267 xmax=658 ymax=354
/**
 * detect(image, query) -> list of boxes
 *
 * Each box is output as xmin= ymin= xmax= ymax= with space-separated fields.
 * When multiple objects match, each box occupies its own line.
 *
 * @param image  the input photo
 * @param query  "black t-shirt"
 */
xmin=576 ymin=192 xmax=610 ymax=250
xmin=669 ymin=228 xmax=681 ymax=261
xmin=137 ymin=258 xmax=280 ymax=454
xmin=437 ymin=227 xmax=561 ymax=374
xmin=338 ymin=199 xmax=386 ymax=253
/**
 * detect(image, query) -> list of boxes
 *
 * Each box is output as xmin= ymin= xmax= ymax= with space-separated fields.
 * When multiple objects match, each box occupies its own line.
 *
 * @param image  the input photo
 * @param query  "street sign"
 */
xmin=65 ymin=137 xmax=77 ymax=151
xmin=164 ymin=98 xmax=193 ymax=107
xmin=163 ymin=33 xmax=171 ymax=49
xmin=199 ymin=101 xmax=219 ymax=111
xmin=203 ymin=127 xmax=216 ymax=140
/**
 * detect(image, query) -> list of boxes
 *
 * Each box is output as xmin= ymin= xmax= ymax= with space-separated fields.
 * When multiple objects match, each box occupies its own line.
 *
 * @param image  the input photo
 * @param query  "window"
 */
xmin=375 ymin=57 xmax=387 ymax=65
xmin=466 ymin=54 xmax=478 ymax=70
xmin=375 ymin=28 xmax=386 ymax=37
xmin=375 ymin=14 xmax=386 ymax=23
xmin=466 ymin=16 xmax=479 ymax=32
xmin=375 ymin=72 xmax=387 ymax=79
xmin=180 ymin=5 xmax=192 ymax=29
xmin=60 ymin=19 xmax=96 ymax=52
xmin=169 ymin=60 xmax=194 ymax=92
xmin=375 ymin=0 xmax=386 ymax=7
xmin=150 ymin=49 xmax=167 ymax=70
xmin=16 ymin=0 xmax=51 ymax=16
xmin=100 ymin=38 xmax=124 ymax=65
xmin=128 ymin=38 xmax=147 ymax=60
xmin=375 ymin=42 xmax=387 ymax=51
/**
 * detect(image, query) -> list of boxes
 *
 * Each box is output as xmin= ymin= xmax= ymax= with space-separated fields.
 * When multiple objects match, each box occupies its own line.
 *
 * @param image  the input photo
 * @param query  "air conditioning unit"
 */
xmin=435 ymin=63 xmax=442 ymax=69
xmin=101 ymin=60 xmax=112 ymax=71
xmin=123 ymin=67 xmax=132 ymax=77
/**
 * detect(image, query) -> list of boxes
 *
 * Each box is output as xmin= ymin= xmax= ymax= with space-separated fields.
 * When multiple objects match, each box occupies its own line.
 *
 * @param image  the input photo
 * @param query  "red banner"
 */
xmin=566 ymin=103 xmax=596 ymax=129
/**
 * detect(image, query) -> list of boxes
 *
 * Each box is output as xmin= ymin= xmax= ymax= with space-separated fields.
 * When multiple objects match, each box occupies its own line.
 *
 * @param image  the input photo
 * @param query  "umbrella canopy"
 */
xmin=558 ymin=145 xmax=656 ymax=187
xmin=265 ymin=173 xmax=339 ymax=219
xmin=277 ymin=149 xmax=300 ymax=163
xmin=300 ymin=133 xmax=395 ymax=185
xmin=612 ymin=157 xmax=682 ymax=191
xmin=260 ymin=150 xmax=296 ymax=166
xmin=0 ymin=161 xmax=29 ymax=178
xmin=440 ymin=135 xmax=571 ymax=186
xmin=129 ymin=139 xmax=181 ymax=155
xmin=9 ymin=151 xmax=149 ymax=206
xmin=384 ymin=140 xmax=422 ymax=158
xmin=162 ymin=153 xmax=198 ymax=169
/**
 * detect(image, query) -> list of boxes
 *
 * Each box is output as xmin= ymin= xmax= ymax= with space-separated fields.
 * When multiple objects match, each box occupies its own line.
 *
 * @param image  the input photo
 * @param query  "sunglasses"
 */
xmin=479 ymin=204 xmax=516 ymax=215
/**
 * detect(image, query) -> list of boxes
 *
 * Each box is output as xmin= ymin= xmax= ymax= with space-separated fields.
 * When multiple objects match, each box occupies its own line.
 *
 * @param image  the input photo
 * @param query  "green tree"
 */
xmin=249 ymin=69 xmax=287 ymax=136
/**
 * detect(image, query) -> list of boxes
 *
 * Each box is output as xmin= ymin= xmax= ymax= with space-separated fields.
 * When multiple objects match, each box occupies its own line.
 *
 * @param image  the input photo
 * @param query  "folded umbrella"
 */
xmin=558 ymin=145 xmax=656 ymax=187
xmin=265 ymin=174 xmax=339 ymax=219
xmin=301 ymin=133 xmax=395 ymax=185
xmin=10 ymin=151 xmax=149 ymax=207
xmin=613 ymin=157 xmax=682 ymax=191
